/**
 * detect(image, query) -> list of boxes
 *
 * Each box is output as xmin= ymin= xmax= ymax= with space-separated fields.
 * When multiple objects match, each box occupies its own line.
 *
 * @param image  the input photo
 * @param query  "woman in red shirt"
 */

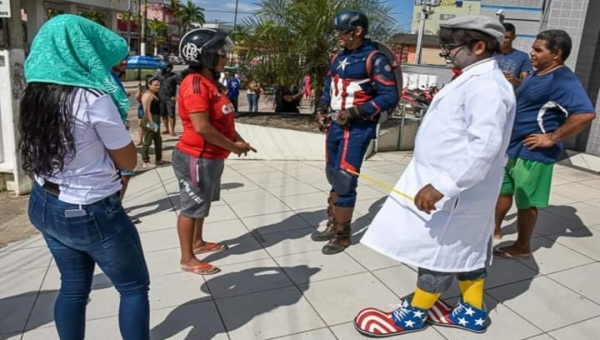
xmin=173 ymin=28 xmax=255 ymax=275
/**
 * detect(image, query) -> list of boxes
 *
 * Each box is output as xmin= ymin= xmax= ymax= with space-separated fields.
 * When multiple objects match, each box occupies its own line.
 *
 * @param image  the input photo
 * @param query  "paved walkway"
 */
xmin=2 ymin=141 xmax=600 ymax=339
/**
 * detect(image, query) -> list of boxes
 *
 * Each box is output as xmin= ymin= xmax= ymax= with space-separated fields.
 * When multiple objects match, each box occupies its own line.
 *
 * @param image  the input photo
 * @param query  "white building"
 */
xmin=23 ymin=0 xmax=127 ymax=45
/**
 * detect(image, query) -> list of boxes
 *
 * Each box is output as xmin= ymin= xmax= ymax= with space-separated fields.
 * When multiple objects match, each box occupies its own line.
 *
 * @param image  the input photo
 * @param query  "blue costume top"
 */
xmin=319 ymin=40 xmax=399 ymax=124
xmin=508 ymin=66 xmax=595 ymax=163
xmin=320 ymin=40 xmax=399 ymax=208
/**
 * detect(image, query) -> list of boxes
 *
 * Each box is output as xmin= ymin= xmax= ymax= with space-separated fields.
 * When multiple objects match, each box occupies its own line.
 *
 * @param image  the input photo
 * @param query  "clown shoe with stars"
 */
xmin=354 ymin=291 xmax=488 ymax=337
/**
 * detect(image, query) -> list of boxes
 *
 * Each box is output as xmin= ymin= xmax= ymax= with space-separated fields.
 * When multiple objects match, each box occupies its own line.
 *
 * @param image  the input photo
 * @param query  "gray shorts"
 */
xmin=171 ymin=148 xmax=224 ymax=218
xmin=160 ymin=99 xmax=176 ymax=118
xmin=417 ymin=267 xmax=488 ymax=294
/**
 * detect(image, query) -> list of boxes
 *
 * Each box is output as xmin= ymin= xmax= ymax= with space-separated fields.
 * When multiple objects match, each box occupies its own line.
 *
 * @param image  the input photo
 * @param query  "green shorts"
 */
xmin=500 ymin=158 xmax=554 ymax=209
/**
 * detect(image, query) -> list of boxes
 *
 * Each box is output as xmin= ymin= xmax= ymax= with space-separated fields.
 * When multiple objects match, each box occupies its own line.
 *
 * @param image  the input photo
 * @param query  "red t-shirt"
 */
xmin=176 ymin=73 xmax=236 ymax=159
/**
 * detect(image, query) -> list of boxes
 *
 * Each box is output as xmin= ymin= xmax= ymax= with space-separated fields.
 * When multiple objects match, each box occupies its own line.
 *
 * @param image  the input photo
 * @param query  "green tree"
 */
xmin=148 ymin=18 xmax=169 ymax=53
xmin=168 ymin=0 xmax=184 ymax=34
xmin=46 ymin=9 xmax=64 ymax=20
xmin=148 ymin=18 xmax=168 ymax=35
xmin=120 ymin=11 xmax=141 ymax=23
xmin=178 ymin=1 xmax=205 ymax=31
xmin=238 ymin=0 xmax=399 ymax=98
xmin=79 ymin=11 xmax=107 ymax=26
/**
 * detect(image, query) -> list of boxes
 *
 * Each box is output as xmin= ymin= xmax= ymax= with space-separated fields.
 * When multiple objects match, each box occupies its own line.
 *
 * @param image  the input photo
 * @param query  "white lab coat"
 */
xmin=361 ymin=59 xmax=516 ymax=273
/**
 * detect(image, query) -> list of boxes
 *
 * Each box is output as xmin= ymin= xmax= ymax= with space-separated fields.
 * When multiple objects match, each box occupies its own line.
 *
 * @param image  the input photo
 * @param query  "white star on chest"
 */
xmin=337 ymin=58 xmax=349 ymax=71
xmin=475 ymin=318 xmax=485 ymax=326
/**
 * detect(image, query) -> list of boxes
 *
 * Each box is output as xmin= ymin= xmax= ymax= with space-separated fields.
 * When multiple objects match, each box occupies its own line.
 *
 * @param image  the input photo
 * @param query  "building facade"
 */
xmin=411 ymin=0 xmax=482 ymax=34
xmin=480 ymin=0 xmax=544 ymax=53
xmin=116 ymin=2 xmax=181 ymax=54
xmin=23 ymin=0 xmax=127 ymax=46
xmin=393 ymin=34 xmax=446 ymax=66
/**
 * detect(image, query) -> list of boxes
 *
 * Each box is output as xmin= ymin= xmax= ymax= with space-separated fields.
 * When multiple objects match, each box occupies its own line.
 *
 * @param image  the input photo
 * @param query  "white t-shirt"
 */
xmin=35 ymin=89 xmax=133 ymax=205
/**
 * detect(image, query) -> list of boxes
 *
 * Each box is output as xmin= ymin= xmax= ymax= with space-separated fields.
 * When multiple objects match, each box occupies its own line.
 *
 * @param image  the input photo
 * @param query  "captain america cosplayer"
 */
xmin=312 ymin=10 xmax=399 ymax=255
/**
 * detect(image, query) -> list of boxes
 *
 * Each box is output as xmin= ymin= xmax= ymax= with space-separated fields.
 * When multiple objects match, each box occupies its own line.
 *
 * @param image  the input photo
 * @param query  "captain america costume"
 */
xmin=319 ymin=40 xmax=399 ymax=208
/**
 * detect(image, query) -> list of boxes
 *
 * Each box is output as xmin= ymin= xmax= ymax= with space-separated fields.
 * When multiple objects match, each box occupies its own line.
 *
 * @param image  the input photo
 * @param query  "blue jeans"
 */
xmin=247 ymin=93 xmax=258 ymax=112
xmin=28 ymin=183 xmax=150 ymax=340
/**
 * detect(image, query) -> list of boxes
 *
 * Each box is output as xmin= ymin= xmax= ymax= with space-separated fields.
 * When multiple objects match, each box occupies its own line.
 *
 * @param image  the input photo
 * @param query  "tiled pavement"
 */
xmin=2 ymin=150 xmax=600 ymax=340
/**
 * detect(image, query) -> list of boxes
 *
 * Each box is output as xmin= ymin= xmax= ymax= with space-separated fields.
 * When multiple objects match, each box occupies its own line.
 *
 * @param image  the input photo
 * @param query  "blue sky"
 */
xmin=195 ymin=0 xmax=414 ymax=32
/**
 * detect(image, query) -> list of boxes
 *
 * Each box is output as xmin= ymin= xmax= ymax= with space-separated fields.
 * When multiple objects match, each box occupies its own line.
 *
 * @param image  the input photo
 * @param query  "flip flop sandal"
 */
xmin=194 ymin=243 xmax=228 ymax=255
xmin=493 ymin=248 xmax=530 ymax=260
xmin=181 ymin=263 xmax=221 ymax=275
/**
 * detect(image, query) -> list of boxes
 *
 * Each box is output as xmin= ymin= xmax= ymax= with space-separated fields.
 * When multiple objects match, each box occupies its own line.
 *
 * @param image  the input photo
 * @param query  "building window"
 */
xmin=439 ymin=14 xmax=456 ymax=21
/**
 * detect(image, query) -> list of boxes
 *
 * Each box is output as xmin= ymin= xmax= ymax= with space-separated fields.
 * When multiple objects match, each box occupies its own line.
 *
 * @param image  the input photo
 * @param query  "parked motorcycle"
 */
xmin=398 ymin=86 xmax=437 ymax=118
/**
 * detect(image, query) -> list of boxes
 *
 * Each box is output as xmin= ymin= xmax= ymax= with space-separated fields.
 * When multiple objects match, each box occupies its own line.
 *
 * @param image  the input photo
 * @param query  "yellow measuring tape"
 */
xmin=344 ymin=169 xmax=414 ymax=201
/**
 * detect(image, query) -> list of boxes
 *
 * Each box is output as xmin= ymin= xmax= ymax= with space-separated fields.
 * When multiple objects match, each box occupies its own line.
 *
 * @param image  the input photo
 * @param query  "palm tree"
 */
xmin=79 ymin=11 xmax=107 ymax=26
xmin=238 ymin=0 xmax=399 ymax=95
xmin=178 ymin=0 xmax=205 ymax=30
xmin=168 ymin=0 xmax=184 ymax=34
xmin=46 ymin=9 xmax=64 ymax=20
xmin=120 ymin=11 xmax=140 ymax=22
xmin=148 ymin=18 xmax=168 ymax=35
xmin=147 ymin=18 xmax=169 ymax=54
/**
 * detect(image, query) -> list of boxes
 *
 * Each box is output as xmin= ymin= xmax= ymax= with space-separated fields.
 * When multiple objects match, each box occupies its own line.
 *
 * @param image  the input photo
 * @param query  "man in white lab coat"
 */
xmin=353 ymin=16 xmax=516 ymax=337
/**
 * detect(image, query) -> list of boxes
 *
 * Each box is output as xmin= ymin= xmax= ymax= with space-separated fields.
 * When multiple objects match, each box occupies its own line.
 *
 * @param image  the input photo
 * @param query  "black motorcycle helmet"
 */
xmin=178 ymin=28 xmax=234 ymax=70
xmin=334 ymin=9 xmax=369 ymax=34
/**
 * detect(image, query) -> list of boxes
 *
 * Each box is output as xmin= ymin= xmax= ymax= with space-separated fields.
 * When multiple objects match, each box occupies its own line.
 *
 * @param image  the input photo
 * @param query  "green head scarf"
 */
xmin=24 ymin=14 xmax=130 ymax=121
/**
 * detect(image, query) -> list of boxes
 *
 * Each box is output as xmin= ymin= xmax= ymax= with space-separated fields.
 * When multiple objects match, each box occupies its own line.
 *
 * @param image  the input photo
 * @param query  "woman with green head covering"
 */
xmin=24 ymin=14 xmax=131 ymax=120
xmin=19 ymin=14 xmax=150 ymax=340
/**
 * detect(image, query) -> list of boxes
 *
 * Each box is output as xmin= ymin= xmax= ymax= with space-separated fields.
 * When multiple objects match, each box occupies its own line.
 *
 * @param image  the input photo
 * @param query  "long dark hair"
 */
xmin=19 ymin=83 xmax=78 ymax=177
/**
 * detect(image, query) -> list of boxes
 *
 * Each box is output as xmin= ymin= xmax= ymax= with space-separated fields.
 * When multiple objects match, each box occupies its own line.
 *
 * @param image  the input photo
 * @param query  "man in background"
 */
xmin=494 ymin=30 xmax=596 ymax=254
xmin=156 ymin=63 xmax=180 ymax=136
xmin=228 ymin=73 xmax=241 ymax=112
xmin=496 ymin=23 xmax=533 ymax=87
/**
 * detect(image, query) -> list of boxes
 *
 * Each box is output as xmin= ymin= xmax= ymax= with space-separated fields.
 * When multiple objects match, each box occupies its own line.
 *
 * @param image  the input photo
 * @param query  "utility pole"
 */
xmin=233 ymin=0 xmax=239 ymax=33
xmin=0 ymin=0 xmax=31 ymax=194
xmin=140 ymin=0 xmax=147 ymax=56
xmin=414 ymin=3 xmax=428 ymax=65
xmin=127 ymin=0 xmax=132 ymax=51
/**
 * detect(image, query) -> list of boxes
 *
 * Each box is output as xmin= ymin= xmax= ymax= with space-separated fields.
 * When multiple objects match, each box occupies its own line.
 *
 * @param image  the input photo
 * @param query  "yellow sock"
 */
xmin=410 ymin=287 xmax=441 ymax=310
xmin=459 ymin=279 xmax=485 ymax=309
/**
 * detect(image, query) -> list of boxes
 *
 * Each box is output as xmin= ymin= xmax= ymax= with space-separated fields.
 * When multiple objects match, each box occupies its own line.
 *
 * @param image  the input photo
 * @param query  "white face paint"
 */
xmin=440 ymin=44 xmax=479 ymax=70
